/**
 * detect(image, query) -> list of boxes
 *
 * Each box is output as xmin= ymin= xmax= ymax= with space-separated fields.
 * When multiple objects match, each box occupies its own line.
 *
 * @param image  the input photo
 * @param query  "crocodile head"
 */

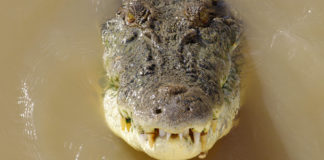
xmin=101 ymin=0 xmax=242 ymax=159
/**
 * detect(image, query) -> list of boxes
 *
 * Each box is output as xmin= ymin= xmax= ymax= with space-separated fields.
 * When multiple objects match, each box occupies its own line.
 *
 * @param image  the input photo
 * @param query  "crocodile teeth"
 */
xmin=201 ymin=132 xmax=208 ymax=151
xmin=159 ymin=129 xmax=166 ymax=137
xmin=126 ymin=122 xmax=131 ymax=132
xmin=198 ymin=152 xmax=207 ymax=159
xmin=148 ymin=133 xmax=155 ymax=148
xmin=120 ymin=117 xmax=126 ymax=131
xmin=179 ymin=133 xmax=183 ymax=140
xmin=139 ymin=134 xmax=147 ymax=142
xmin=194 ymin=131 xmax=200 ymax=144
xmin=120 ymin=113 xmax=217 ymax=150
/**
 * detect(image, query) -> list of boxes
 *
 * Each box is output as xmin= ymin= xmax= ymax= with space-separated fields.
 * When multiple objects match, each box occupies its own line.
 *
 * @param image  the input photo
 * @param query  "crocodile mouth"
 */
xmin=118 ymin=116 xmax=219 ymax=159
xmin=103 ymin=89 xmax=238 ymax=160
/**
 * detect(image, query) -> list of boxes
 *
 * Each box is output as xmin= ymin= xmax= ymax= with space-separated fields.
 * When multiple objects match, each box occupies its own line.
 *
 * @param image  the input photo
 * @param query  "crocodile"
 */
xmin=101 ymin=0 xmax=243 ymax=159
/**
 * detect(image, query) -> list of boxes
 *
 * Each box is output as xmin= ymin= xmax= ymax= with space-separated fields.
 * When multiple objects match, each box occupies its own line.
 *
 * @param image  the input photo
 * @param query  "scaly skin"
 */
xmin=101 ymin=0 xmax=243 ymax=159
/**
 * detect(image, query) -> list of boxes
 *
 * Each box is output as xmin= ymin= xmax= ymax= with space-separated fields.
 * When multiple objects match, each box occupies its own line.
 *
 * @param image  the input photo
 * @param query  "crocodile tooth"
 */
xmin=126 ymin=122 xmax=131 ymax=132
xmin=166 ymin=132 xmax=171 ymax=141
xmin=148 ymin=133 xmax=155 ymax=148
xmin=139 ymin=134 xmax=147 ymax=142
xmin=120 ymin=117 xmax=126 ymax=131
xmin=194 ymin=131 xmax=200 ymax=144
xmin=201 ymin=132 xmax=207 ymax=151
xmin=179 ymin=133 xmax=183 ymax=140
xmin=198 ymin=152 xmax=207 ymax=159
xmin=159 ymin=129 xmax=166 ymax=137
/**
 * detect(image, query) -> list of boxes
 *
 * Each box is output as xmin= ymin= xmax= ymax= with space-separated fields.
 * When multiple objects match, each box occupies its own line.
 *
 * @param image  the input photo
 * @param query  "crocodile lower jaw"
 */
xmin=103 ymin=89 xmax=236 ymax=160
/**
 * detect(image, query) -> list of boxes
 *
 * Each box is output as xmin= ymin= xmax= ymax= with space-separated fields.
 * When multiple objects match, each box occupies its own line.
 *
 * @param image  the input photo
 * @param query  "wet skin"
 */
xmin=102 ymin=0 xmax=243 ymax=159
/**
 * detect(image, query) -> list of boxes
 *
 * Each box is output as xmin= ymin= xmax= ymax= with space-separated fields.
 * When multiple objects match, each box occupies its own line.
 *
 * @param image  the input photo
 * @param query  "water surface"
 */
xmin=0 ymin=0 xmax=323 ymax=159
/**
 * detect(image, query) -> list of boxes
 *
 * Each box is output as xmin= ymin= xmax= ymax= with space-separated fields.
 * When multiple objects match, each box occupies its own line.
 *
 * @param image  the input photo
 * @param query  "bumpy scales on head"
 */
xmin=102 ymin=0 xmax=243 ymax=159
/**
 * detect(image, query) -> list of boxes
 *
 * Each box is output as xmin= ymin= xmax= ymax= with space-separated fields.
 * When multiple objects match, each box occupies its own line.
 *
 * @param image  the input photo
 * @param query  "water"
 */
xmin=1 ymin=0 xmax=323 ymax=159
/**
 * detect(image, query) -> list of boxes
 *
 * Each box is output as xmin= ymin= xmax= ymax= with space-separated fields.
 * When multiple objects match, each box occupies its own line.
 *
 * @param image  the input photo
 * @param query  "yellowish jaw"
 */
xmin=103 ymin=89 xmax=239 ymax=160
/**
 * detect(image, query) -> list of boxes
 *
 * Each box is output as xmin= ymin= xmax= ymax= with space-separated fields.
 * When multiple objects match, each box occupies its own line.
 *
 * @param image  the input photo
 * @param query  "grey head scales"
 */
xmin=101 ymin=0 xmax=243 ymax=158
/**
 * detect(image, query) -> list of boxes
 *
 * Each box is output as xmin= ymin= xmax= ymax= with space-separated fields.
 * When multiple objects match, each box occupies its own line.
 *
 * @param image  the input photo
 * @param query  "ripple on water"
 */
xmin=17 ymin=80 xmax=41 ymax=159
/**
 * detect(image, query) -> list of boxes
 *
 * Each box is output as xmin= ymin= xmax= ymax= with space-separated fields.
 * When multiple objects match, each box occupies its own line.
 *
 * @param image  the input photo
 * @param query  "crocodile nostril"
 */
xmin=186 ymin=107 xmax=192 ymax=112
xmin=154 ymin=108 xmax=162 ymax=114
xmin=158 ymin=84 xmax=188 ymax=96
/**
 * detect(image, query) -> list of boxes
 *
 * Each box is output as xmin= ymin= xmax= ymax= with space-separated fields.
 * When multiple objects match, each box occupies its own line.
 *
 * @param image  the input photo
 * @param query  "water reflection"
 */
xmin=18 ymin=81 xmax=42 ymax=159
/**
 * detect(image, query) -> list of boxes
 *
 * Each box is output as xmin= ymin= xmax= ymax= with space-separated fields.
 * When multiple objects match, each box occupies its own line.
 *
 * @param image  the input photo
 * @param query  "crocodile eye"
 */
xmin=124 ymin=1 xmax=152 ymax=26
xmin=199 ymin=9 xmax=210 ymax=24
xmin=126 ymin=12 xmax=136 ymax=24
xmin=184 ymin=1 xmax=212 ymax=26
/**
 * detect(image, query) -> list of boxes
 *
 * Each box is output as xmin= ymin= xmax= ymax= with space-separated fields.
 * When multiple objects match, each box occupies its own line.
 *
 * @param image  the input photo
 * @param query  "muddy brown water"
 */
xmin=1 ymin=0 xmax=323 ymax=159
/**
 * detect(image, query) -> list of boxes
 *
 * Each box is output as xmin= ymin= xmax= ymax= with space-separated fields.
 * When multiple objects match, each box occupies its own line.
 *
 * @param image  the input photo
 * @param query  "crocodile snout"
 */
xmin=133 ymin=84 xmax=213 ymax=133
